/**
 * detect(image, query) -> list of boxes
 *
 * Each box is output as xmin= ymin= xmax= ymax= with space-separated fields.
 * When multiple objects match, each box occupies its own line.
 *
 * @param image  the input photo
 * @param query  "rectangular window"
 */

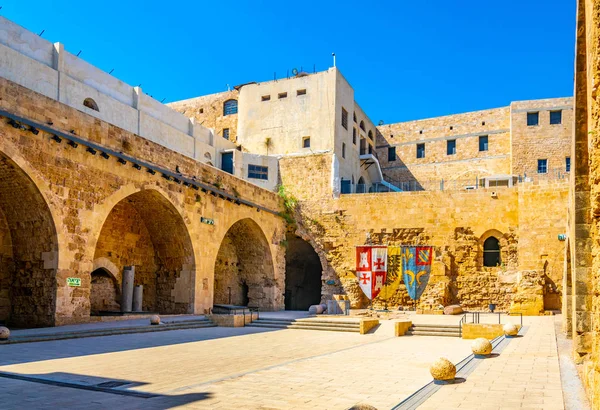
xmin=527 ymin=112 xmax=539 ymax=126
xmin=479 ymin=135 xmax=488 ymax=152
xmin=537 ymin=159 xmax=548 ymax=174
xmin=303 ymin=137 xmax=310 ymax=148
xmin=342 ymin=143 xmax=346 ymax=159
xmin=368 ymin=145 xmax=373 ymax=155
xmin=296 ymin=89 xmax=306 ymax=96
xmin=550 ymin=110 xmax=562 ymax=125
xmin=566 ymin=157 xmax=571 ymax=172
xmin=223 ymin=128 xmax=230 ymax=140
xmin=248 ymin=164 xmax=268 ymax=180
xmin=416 ymin=143 xmax=425 ymax=159
xmin=388 ymin=146 xmax=396 ymax=161
xmin=278 ymin=92 xmax=287 ymax=99
xmin=341 ymin=107 xmax=348 ymax=130
xmin=447 ymin=139 xmax=456 ymax=155
xmin=261 ymin=95 xmax=270 ymax=101
xmin=353 ymin=128 xmax=357 ymax=144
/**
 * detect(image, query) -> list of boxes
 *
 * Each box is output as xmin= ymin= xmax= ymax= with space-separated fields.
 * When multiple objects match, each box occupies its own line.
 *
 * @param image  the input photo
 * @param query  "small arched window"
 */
xmin=83 ymin=98 xmax=99 ymax=111
xmin=223 ymin=99 xmax=238 ymax=116
xmin=368 ymin=130 xmax=373 ymax=140
xmin=483 ymin=237 xmax=501 ymax=267
xmin=360 ymin=121 xmax=365 ymax=131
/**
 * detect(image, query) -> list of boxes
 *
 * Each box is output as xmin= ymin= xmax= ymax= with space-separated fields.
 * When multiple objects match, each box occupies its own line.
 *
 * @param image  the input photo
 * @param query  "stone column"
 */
xmin=133 ymin=285 xmax=143 ymax=312
xmin=121 ymin=266 xmax=135 ymax=312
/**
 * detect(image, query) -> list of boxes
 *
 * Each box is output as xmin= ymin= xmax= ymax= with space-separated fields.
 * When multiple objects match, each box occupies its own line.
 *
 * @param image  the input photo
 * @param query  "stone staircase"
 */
xmin=246 ymin=318 xmax=361 ymax=333
xmin=0 ymin=317 xmax=216 ymax=344
xmin=405 ymin=323 xmax=461 ymax=337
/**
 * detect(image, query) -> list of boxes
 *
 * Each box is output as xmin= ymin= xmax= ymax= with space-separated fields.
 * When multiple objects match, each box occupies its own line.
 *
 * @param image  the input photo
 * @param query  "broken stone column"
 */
xmin=133 ymin=285 xmax=143 ymax=312
xmin=121 ymin=266 xmax=135 ymax=312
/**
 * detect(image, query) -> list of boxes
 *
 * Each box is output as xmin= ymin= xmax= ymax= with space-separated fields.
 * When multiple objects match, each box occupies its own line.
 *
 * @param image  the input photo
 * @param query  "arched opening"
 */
xmin=93 ymin=189 xmax=195 ymax=314
xmin=284 ymin=234 xmax=322 ymax=311
xmin=0 ymin=152 xmax=58 ymax=327
xmin=83 ymin=98 xmax=99 ymax=111
xmin=223 ymin=99 xmax=238 ymax=116
xmin=90 ymin=268 xmax=120 ymax=314
xmin=357 ymin=176 xmax=366 ymax=193
xmin=483 ymin=236 xmax=501 ymax=267
xmin=213 ymin=218 xmax=275 ymax=309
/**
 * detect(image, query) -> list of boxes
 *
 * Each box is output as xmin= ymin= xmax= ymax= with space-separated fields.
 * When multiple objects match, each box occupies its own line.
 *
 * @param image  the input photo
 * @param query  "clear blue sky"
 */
xmin=5 ymin=0 xmax=575 ymax=124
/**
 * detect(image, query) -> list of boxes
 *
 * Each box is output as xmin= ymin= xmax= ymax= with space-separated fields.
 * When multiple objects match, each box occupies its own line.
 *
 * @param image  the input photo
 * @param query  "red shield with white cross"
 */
xmin=356 ymin=246 xmax=388 ymax=300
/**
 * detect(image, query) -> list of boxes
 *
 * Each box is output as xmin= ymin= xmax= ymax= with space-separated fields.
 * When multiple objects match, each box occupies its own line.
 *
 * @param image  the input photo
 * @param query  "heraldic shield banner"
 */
xmin=356 ymin=246 xmax=387 ymax=300
xmin=401 ymin=246 xmax=433 ymax=300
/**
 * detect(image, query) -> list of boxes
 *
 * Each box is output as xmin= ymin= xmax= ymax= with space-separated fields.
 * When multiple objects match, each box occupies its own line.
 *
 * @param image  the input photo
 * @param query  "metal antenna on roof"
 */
xmin=109 ymin=69 xmax=114 ymax=75
xmin=332 ymin=52 xmax=336 ymax=67
xmin=314 ymin=64 xmax=316 ymax=73
xmin=76 ymin=50 xmax=82 ymax=57
xmin=161 ymin=98 xmax=166 ymax=103
xmin=38 ymin=29 xmax=45 ymax=37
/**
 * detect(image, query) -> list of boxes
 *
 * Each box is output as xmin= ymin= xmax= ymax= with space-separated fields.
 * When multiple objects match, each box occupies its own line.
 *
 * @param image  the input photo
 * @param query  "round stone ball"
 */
xmin=503 ymin=323 xmax=519 ymax=337
xmin=471 ymin=337 xmax=493 ymax=356
xmin=150 ymin=315 xmax=160 ymax=325
xmin=0 ymin=326 xmax=9 ymax=340
xmin=429 ymin=357 xmax=456 ymax=381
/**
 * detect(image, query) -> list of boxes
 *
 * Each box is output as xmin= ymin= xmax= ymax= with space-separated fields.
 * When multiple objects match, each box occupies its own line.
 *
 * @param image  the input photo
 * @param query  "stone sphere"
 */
xmin=150 ymin=315 xmax=160 ymax=325
xmin=429 ymin=357 xmax=456 ymax=381
xmin=0 ymin=326 xmax=9 ymax=340
xmin=503 ymin=323 xmax=519 ymax=337
xmin=471 ymin=337 xmax=493 ymax=356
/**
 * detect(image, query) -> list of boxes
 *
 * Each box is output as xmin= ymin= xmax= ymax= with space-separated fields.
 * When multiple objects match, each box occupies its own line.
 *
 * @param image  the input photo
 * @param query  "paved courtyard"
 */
xmin=0 ymin=316 xmax=582 ymax=409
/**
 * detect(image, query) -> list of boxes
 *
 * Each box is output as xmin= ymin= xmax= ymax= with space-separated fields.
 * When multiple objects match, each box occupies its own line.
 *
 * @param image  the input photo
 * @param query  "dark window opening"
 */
xmin=353 ymin=128 xmax=357 ymax=144
xmin=479 ymin=135 xmax=488 ymax=152
xmin=223 ymin=128 xmax=230 ymax=140
xmin=527 ymin=112 xmax=539 ymax=126
xmin=538 ymin=159 xmax=548 ymax=174
xmin=483 ymin=237 xmax=501 ymax=267
xmin=482 ymin=121 xmax=485 ymax=126
xmin=566 ymin=157 xmax=571 ymax=172
xmin=360 ymin=120 xmax=365 ymax=132
xmin=368 ymin=130 xmax=373 ymax=140
xmin=419 ymin=130 xmax=423 ymax=134
xmin=223 ymin=99 xmax=238 ymax=115
xmin=388 ymin=147 xmax=396 ymax=161
xmin=248 ymin=164 xmax=268 ymax=180
xmin=261 ymin=95 xmax=270 ymax=101
xmin=353 ymin=112 xmax=357 ymax=122
xmin=303 ymin=137 xmax=310 ymax=148
xmin=297 ymin=89 xmax=306 ymax=96
xmin=342 ymin=143 xmax=346 ymax=159
xmin=550 ymin=110 xmax=562 ymax=125
xmin=417 ymin=143 xmax=425 ymax=159
xmin=342 ymin=107 xmax=348 ymax=130
xmin=447 ymin=139 xmax=456 ymax=155
xmin=278 ymin=92 xmax=287 ymax=99
xmin=199 ymin=108 xmax=204 ymax=114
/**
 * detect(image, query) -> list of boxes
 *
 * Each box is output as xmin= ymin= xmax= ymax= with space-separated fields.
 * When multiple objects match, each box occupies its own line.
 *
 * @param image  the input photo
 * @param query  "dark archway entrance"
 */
xmin=90 ymin=268 xmax=120 ymax=314
xmin=284 ymin=234 xmax=322 ymax=310
xmin=483 ymin=236 xmax=501 ymax=267
xmin=93 ymin=190 xmax=195 ymax=314
xmin=0 ymin=152 xmax=58 ymax=327
xmin=214 ymin=218 xmax=275 ymax=309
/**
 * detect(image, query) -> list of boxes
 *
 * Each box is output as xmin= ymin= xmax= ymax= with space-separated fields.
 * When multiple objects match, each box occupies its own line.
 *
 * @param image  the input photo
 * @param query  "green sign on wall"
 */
xmin=67 ymin=277 xmax=81 ymax=287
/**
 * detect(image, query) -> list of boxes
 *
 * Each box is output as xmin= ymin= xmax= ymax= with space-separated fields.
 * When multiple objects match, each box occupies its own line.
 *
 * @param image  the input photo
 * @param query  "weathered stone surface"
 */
xmin=150 ymin=315 xmax=160 ymax=325
xmin=503 ymin=323 xmax=519 ymax=337
xmin=0 ymin=326 xmax=9 ymax=339
xmin=471 ymin=338 xmax=493 ymax=356
xmin=444 ymin=305 xmax=463 ymax=315
xmin=429 ymin=357 xmax=456 ymax=381
xmin=308 ymin=304 xmax=326 ymax=314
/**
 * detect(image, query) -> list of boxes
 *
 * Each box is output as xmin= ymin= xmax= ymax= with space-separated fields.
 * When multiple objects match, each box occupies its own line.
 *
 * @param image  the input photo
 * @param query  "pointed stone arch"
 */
xmin=284 ymin=233 xmax=323 ymax=310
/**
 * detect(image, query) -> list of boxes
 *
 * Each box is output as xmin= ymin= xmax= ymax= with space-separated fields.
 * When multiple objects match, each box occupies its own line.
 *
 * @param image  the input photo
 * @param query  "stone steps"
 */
xmin=246 ymin=318 xmax=360 ymax=333
xmin=406 ymin=324 xmax=461 ymax=337
xmin=0 ymin=319 xmax=216 ymax=344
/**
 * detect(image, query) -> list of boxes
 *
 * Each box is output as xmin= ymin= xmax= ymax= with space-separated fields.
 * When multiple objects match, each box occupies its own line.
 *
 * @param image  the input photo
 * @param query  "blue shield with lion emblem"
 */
xmin=401 ymin=246 xmax=433 ymax=300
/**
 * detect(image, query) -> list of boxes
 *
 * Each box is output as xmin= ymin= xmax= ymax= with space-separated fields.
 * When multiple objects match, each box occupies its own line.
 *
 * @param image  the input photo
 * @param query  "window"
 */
xmin=368 ymin=145 xmax=373 ymax=154
xmin=527 ymin=112 xmax=539 ymax=126
xmin=341 ymin=107 xmax=348 ymax=130
xmin=353 ymin=112 xmax=357 ymax=123
xmin=199 ymin=108 xmax=204 ymax=114
xmin=479 ymin=135 xmax=489 ymax=152
xmin=278 ymin=92 xmax=287 ymax=99
xmin=483 ymin=237 xmax=501 ymax=267
xmin=388 ymin=147 xmax=396 ymax=161
xmin=248 ymin=164 xmax=268 ymax=180
xmin=359 ymin=120 xmax=365 ymax=132
xmin=566 ymin=157 xmax=571 ymax=172
xmin=261 ymin=95 xmax=270 ymax=101
xmin=222 ymin=128 xmax=230 ymax=140
xmin=223 ymin=99 xmax=238 ymax=115
xmin=353 ymin=128 xmax=357 ymax=144
xmin=417 ymin=143 xmax=425 ymax=159
xmin=342 ymin=143 xmax=346 ymax=159
xmin=83 ymin=98 xmax=99 ymax=111
xmin=296 ymin=89 xmax=306 ymax=96
xmin=447 ymin=139 xmax=456 ymax=155
xmin=537 ymin=159 xmax=548 ymax=174
xmin=550 ymin=110 xmax=562 ymax=125
xmin=368 ymin=130 xmax=373 ymax=140
xmin=419 ymin=130 xmax=423 ymax=135
xmin=303 ymin=137 xmax=310 ymax=148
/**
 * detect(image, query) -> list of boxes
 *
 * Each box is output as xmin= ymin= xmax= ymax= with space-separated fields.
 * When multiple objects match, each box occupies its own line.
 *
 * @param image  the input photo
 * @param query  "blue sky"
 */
xmin=4 ymin=0 xmax=575 ymax=124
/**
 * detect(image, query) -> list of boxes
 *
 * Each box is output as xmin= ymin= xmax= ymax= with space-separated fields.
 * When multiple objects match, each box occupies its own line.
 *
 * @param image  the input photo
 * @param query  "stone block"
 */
xmin=394 ymin=321 xmax=412 ymax=336
xmin=443 ymin=304 xmax=463 ymax=315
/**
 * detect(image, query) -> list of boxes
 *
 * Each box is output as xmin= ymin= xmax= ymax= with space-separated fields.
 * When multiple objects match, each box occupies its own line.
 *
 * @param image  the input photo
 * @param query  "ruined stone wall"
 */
xmin=376 ymin=107 xmax=512 ymax=186
xmin=510 ymin=98 xmax=573 ymax=176
xmin=0 ymin=77 xmax=286 ymax=326
xmin=89 ymin=270 xmax=119 ymax=313
xmin=169 ymin=90 xmax=239 ymax=144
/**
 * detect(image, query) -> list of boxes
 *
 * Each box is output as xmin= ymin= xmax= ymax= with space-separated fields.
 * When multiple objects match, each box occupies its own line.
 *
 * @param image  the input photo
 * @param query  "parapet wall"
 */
xmin=0 ymin=17 xmax=235 ymax=167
